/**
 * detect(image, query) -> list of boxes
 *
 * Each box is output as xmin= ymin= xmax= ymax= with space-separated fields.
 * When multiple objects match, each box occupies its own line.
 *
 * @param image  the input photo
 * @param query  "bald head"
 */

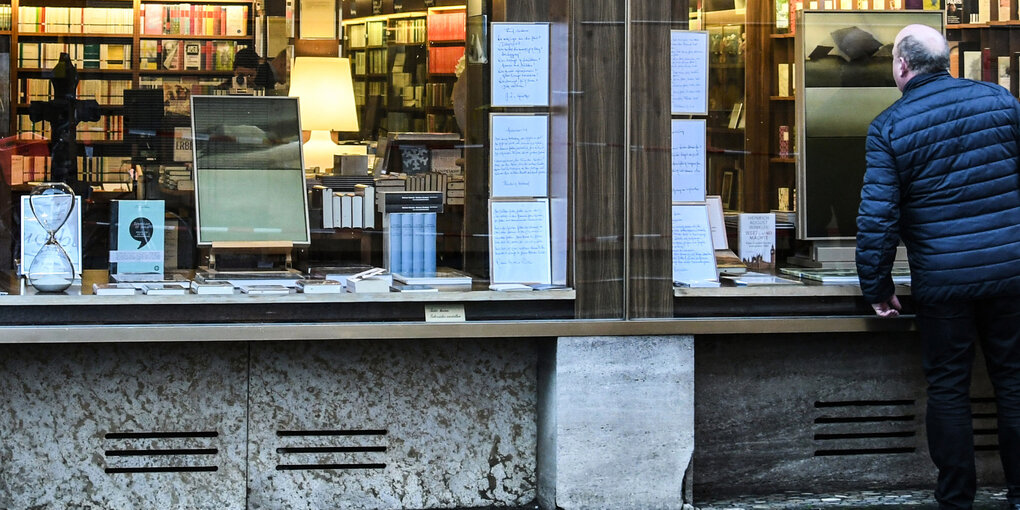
xmin=892 ymin=24 xmax=949 ymax=89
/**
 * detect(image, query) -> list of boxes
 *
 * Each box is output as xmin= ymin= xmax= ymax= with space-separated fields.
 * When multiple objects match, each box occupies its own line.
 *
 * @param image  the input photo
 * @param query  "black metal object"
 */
xmin=28 ymin=53 xmax=102 ymax=196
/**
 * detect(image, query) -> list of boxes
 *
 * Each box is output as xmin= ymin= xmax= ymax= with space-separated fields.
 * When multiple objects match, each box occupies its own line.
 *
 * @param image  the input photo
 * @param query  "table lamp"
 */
xmin=289 ymin=56 xmax=360 ymax=173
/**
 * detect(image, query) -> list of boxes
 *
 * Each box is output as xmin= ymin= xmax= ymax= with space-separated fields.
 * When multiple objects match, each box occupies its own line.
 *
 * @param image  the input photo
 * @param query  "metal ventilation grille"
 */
xmin=972 ymin=396 xmax=999 ymax=452
xmin=103 ymin=431 xmax=219 ymax=474
xmin=812 ymin=400 xmax=918 ymax=457
xmin=275 ymin=429 xmax=388 ymax=471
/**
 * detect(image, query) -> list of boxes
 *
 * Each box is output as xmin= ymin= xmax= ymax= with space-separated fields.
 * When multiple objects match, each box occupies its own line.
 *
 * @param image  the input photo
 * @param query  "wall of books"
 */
xmin=3 ymin=0 xmax=254 ymax=187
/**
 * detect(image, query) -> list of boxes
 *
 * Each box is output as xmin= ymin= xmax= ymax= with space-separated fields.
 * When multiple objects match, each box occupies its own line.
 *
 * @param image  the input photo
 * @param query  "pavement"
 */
xmin=697 ymin=487 xmax=1011 ymax=509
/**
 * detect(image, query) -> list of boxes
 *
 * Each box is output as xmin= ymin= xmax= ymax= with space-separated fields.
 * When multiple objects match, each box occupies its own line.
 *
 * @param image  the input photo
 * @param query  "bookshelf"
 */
xmin=699 ymin=7 xmax=748 ymax=211
xmin=4 ymin=0 xmax=255 ymax=185
xmin=342 ymin=4 xmax=465 ymax=139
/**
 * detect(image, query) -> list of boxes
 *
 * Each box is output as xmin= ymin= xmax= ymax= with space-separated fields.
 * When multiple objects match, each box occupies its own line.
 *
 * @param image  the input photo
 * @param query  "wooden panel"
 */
xmin=572 ymin=0 xmax=627 ymax=318
xmin=627 ymin=0 xmax=674 ymax=318
xmin=745 ymin=0 xmax=772 ymax=213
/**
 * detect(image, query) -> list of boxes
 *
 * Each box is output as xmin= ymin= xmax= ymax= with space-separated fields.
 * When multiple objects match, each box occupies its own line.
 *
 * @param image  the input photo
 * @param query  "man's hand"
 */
xmin=871 ymin=295 xmax=902 ymax=318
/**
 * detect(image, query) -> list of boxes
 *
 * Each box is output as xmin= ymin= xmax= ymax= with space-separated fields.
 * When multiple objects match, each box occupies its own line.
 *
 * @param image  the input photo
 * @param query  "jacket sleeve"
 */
xmin=856 ymin=119 xmax=901 ymax=304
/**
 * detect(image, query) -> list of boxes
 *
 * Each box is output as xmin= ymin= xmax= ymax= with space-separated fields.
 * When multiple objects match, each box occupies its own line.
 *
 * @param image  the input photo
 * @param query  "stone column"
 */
xmin=539 ymin=335 xmax=695 ymax=509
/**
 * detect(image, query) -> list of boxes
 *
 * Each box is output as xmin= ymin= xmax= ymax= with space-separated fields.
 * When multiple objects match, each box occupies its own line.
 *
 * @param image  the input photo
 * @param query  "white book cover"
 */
xmin=998 ymin=56 xmax=1011 ymax=91
xmin=737 ymin=213 xmax=776 ymax=271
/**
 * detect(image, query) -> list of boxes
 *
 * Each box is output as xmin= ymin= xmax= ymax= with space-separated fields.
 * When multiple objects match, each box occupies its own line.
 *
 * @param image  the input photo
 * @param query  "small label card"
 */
xmin=425 ymin=303 xmax=466 ymax=323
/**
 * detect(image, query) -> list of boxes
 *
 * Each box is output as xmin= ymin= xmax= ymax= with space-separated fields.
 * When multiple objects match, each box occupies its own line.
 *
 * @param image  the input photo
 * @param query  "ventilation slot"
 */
xmin=275 ymin=429 xmax=388 ymax=471
xmin=812 ymin=399 xmax=918 ymax=457
xmin=972 ymin=396 xmax=999 ymax=452
xmin=103 ymin=431 xmax=219 ymax=474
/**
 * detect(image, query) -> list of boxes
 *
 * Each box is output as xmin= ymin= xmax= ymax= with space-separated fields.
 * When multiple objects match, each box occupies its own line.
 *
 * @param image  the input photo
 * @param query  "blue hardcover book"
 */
xmin=386 ymin=213 xmax=404 ymax=274
xmin=110 ymin=200 xmax=165 ymax=277
xmin=411 ymin=213 xmax=425 ymax=276
xmin=423 ymin=212 xmax=437 ymax=276
xmin=400 ymin=213 xmax=414 ymax=275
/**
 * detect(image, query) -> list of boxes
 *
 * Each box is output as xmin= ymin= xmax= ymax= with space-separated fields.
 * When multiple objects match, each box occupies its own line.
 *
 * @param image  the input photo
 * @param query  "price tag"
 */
xmin=425 ymin=304 xmax=466 ymax=323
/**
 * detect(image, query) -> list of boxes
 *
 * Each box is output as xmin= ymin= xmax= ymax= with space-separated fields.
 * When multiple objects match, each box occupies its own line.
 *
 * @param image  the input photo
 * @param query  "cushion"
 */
xmin=830 ymin=26 xmax=883 ymax=61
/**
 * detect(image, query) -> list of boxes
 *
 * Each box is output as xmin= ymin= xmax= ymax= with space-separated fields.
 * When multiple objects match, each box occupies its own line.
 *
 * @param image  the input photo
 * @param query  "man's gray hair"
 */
xmin=895 ymin=34 xmax=950 ymax=74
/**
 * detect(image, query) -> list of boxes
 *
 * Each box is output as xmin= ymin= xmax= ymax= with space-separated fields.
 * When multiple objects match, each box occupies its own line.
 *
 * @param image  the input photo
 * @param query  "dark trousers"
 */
xmin=916 ymin=296 xmax=1020 ymax=509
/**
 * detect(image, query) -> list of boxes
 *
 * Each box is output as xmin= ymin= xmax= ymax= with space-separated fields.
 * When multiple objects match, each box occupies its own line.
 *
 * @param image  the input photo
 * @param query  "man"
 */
xmin=856 ymin=24 xmax=1020 ymax=509
xmin=221 ymin=47 xmax=260 ymax=91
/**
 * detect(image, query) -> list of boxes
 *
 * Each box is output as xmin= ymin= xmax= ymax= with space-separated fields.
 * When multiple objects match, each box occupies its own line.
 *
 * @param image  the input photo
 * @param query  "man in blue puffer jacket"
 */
xmin=857 ymin=24 xmax=1020 ymax=510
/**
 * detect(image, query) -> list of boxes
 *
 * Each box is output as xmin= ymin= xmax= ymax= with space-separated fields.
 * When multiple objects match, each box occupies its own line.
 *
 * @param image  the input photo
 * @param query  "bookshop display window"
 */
xmin=0 ymin=0 xmax=575 ymax=319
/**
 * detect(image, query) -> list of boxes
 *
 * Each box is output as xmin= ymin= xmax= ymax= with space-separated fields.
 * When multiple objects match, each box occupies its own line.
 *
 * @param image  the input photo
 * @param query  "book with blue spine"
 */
xmin=384 ymin=212 xmax=405 ymax=274
xmin=401 ymin=213 xmax=414 ymax=275
xmin=411 ymin=213 xmax=425 ymax=276
xmin=424 ymin=212 xmax=437 ymax=276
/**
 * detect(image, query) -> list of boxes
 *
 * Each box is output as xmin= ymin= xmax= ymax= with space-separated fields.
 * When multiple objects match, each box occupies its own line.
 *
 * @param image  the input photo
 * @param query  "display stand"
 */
xmin=195 ymin=242 xmax=304 ymax=285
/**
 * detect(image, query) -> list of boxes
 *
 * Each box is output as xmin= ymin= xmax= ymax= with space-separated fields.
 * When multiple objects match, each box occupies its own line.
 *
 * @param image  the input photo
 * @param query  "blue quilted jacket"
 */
xmin=856 ymin=71 xmax=1020 ymax=304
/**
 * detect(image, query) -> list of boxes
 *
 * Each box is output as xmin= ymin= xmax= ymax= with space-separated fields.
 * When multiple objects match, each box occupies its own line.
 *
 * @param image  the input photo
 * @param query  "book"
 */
xmin=411 ymin=213 xmax=425 ymax=276
xmin=947 ymin=0 xmax=964 ymax=22
xmin=183 ymin=40 xmax=201 ymax=70
xmin=109 ymin=200 xmax=164 ymax=279
xmin=93 ymin=283 xmax=139 ymax=295
xmin=161 ymin=39 xmax=182 ymax=70
xmin=998 ymin=55 xmax=1011 ymax=91
xmin=963 ymin=50 xmax=982 ymax=80
xmin=401 ymin=213 xmax=414 ymax=276
xmin=321 ymin=188 xmax=334 ymax=228
xmin=355 ymin=184 xmax=376 ymax=229
xmin=423 ymin=212 xmax=437 ymax=276
xmin=140 ymin=282 xmax=190 ymax=295
xmin=190 ymin=280 xmax=235 ymax=295
xmin=393 ymin=267 xmax=473 ymax=286
xmin=380 ymin=190 xmax=444 ymax=213
xmin=391 ymin=283 xmax=439 ymax=292
xmin=383 ymin=213 xmax=405 ymax=274
xmin=737 ymin=213 xmax=776 ymax=271
xmin=721 ymin=271 xmax=803 ymax=286
xmin=297 ymin=279 xmax=344 ymax=294
xmin=240 ymin=284 xmax=294 ymax=295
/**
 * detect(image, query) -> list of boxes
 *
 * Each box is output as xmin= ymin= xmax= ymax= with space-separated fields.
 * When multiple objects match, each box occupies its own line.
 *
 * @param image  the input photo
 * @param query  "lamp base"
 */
xmin=303 ymin=130 xmax=338 ymax=174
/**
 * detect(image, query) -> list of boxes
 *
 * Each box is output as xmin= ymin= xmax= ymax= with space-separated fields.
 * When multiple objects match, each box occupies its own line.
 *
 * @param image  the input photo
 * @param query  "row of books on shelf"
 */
xmin=425 ymin=82 xmax=454 ymax=108
xmin=426 ymin=9 xmax=466 ymax=42
xmin=955 ymin=46 xmax=1019 ymax=93
xmin=18 ymin=79 xmax=131 ymax=106
xmin=141 ymin=4 xmax=248 ymax=36
xmin=140 ymin=75 xmax=230 ymax=94
xmin=18 ymin=42 xmax=132 ymax=70
xmin=353 ymin=48 xmax=390 ymax=75
xmin=428 ymin=46 xmax=464 ymax=75
xmin=946 ymin=0 xmax=1010 ymax=24
xmin=160 ymin=166 xmax=194 ymax=191
xmin=140 ymin=39 xmax=240 ymax=71
xmin=3 ymin=154 xmax=131 ymax=186
xmin=373 ymin=172 xmax=464 ymax=205
xmin=17 ymin=6 xmax=133 ymax=34
xmin=17 ymin=114 xmax=124 ymax=141
xmin=383 ymin=212 xmax=438 ymax=277
xmin=0 ymin=5 xmax=10 ymax=31
xmin=321 ymin=185 xmax=376 ymax=229
xmin=392 ymin=18 xmax=427 ymax=44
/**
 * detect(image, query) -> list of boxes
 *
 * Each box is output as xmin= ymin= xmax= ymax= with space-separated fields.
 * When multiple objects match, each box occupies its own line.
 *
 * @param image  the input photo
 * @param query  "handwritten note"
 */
xmin=670 ymin=30 xmax=709 ymax=115
xmin=491 ymin=114 xmax=548 ymax=197
xmin=491 ymin=23 xmax=550 ymax=107
xmin=672 ymin=204 xmax=717 ymax=284
xmin=672 ymin=119 xmax=707 ymax=202
xmin=490 ymin=200 xmax=552 ymax=284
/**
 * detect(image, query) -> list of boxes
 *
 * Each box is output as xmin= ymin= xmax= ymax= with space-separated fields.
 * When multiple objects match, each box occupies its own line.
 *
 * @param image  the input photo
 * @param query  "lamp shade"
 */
xmin=289 ymin=56 xmax=360 ymax=133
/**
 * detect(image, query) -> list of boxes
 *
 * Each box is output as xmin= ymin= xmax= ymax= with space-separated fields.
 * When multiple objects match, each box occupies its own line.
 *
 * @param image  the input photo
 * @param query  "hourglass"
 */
xmin=26 ymin=182 xmax=76 ymax=293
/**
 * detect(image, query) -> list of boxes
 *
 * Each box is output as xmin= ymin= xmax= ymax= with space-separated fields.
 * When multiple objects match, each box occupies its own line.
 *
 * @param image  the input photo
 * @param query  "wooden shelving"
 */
xmin=342 ymin=4 xmax=465 ymax=138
